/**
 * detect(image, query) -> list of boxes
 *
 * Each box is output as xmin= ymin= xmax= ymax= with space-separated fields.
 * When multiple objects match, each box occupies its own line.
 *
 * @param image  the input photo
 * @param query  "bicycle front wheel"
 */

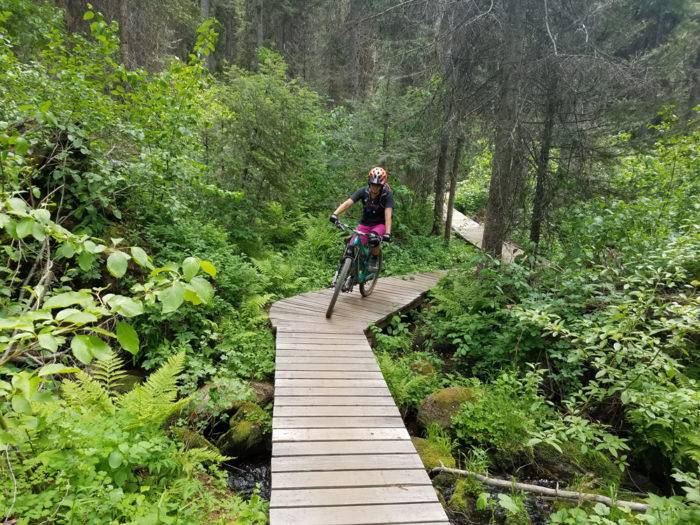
xmin=326 ymin=257 xmax=352 ymax=318
xmin=360 ymin=252 xmax=382 ymax=297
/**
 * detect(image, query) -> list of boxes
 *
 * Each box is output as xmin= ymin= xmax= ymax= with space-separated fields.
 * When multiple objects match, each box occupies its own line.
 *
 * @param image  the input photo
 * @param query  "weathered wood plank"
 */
xmin=270 ymin=485 xmax=439 ymax=508
xmin=274 ymin=396 xmax=395 ymax=406
xmin=275 ymin=387 xmax=390 ymax=397
xmin=272 ymin=469 xmax=430 ymax=489
xmin=275 ymin=379 xmax=387 ymax=388
xmin=273 ymin=405 xmax=400 ymax=417
xmin=275 ymin=371 xmax=384 ymax=379
xmin=273 ymin=416 xmax=405 ymax=428
xmin=272 ymin=453 xmax=424 ymax=472
xmin=275 ymin=363 xmax=381 ymax=371
xmin=273 ymin=428 xmax=410 ymax=442
xmin=269 ymin=503 xmax=449 ymax=525
xmin=273 ymin=439 xmax=415 ymax=456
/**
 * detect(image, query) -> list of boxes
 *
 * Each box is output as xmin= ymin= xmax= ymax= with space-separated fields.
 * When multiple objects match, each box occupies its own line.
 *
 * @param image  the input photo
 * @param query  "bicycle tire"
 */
xmin=326 ymin=257 xmax=352 ymax=318
xmin=360 ymin=252 xmax=382 ymax=297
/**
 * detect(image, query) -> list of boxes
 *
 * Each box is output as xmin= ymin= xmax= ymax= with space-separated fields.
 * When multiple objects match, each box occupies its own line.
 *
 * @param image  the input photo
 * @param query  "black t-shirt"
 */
xmin=350 ymin=186 xmax=394 ymax=226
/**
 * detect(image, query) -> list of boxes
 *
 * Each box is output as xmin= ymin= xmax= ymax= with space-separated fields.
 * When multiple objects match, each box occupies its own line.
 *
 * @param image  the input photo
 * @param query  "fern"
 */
xmin=90 ymin=351 xmax=128 ymax=397
xmin=62 ymin=370 xmax=115 ymax=414
xmin=119 ymin=352 xmax=189 ymax=429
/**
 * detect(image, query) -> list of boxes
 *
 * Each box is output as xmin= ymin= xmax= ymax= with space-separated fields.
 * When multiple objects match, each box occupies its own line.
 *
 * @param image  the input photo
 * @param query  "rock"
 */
xmin=216 ymin=402 xmax=270 ymax=458
xmin=412 ymin=437 xmax=456 ymax=471
xmin=410 ymin=360 xmax=435 ymax=376
xmin=250 ymin=380 xmax=274 ymax=405
xmin=417 ymin=386 xmax=476 ymax=430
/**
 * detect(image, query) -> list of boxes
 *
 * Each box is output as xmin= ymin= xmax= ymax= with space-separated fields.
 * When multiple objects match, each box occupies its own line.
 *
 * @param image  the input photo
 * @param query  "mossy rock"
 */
xmin=172 ymin=427 xmax=220 ymax=453
xmin=410 ymin=360 xmax=435 ymax=376
xmin=412 ymin=437 xmax=456 ymax=470
xmin=249 ymin=380 xmax=274 ymax=405
xmin=417 ymin=386 xmax=476 ymax=430
xmin=216 ymin=402 xmax=269 ymax=458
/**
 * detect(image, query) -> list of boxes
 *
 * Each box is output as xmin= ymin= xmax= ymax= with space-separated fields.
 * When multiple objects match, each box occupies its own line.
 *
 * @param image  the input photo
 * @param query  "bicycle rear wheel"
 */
xmin=326 ymin=257 xmax=351 ymax=318
xmin=360 ymin=252 xmax=382 ymax=297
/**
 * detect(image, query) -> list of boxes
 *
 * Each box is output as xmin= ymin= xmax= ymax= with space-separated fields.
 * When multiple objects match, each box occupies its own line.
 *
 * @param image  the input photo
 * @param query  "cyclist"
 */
xmin=329 ymin=166 xmax=393 ymax=273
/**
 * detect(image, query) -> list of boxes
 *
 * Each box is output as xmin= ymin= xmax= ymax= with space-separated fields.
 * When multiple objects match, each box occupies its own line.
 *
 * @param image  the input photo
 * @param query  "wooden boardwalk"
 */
xmin=448 ymin=206 xmax=522 ymax=263
xmin=268 ymin=272 xmax=450 ymax=525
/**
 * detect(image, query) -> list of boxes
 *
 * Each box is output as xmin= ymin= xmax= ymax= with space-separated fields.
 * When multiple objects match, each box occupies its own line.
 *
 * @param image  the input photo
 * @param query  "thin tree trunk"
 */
xmin=482 ymin=0 xmax=525 ymax=257
xmin=530 ymin=86 xmax=556 ymax=247
xmin=431 ymin=124 xmax=450 ymax=235
xmin=119 ymin=0 xmax=131 ymax=68
xmin=201 ymin=0 xmax=213 ymax=70
xmin=444 ymin=135 xmax=465 ymax=243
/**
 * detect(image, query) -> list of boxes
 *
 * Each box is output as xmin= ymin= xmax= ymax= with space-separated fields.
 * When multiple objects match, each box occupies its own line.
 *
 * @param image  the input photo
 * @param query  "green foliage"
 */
xmin=0 ymin=353 xmax=267 ymax=523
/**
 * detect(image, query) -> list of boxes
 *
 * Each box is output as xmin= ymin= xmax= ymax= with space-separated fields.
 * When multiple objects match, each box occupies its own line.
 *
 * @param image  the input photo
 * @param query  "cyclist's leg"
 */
xmin=369 ymin=224 xmax=386 ymax=256
xmin=351 ymin=224 xmax=372 ymax=246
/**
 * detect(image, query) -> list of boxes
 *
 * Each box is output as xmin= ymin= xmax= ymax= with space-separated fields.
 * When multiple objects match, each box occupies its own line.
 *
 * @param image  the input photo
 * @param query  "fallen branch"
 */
xmin=430 ymin=465 xmax=649 ymax=512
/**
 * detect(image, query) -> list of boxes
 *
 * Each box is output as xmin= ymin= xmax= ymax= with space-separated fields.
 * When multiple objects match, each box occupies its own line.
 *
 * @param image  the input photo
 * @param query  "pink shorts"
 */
xmin=349 ymin=223 xmax=386 ymax=246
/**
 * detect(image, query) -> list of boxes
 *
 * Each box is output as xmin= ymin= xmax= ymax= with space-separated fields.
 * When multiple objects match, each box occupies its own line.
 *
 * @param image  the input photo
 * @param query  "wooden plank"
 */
xmin=269 ymin=502 xmax=448 ymax=525
xmin=272 ymin=321 xmax=367 ymax=334
xmin=270 ymin=485 xmax=439 ymax=508
xmin=272 ymin=453 xmax=423 ymax=472
xmin=275 ymin=379 xmax=387 ymax=388
xmin=273 ymin=416 xmax=405 ymax=428
xmin=273 ymin=405 xmax=400 ymax=417
xmin=276 ymin=351 xmax=375 ymax=358
xmin=273 ymin=440 xmax=415 ymax=456
xmin=275 ymin=370 xmax=384 ymax=379
xmin=276 ymin=354 xmax=376 ymax=364
xmin=276 ymin=333 xmax=368 ymax=341
xmin=275 ymin=363 xmax=381 ymax=371
xmin=273 ymin=428 xmax=410 ymax=442
xmin=274 ymin=396 xmax=395 ymax=406
xmin=275 ymin=387 xmax=390 ymax=397
xmin=276 ymin=342 xmax=371 ymax=350
xmin=272 ymin=469 xmax=430 ymax=489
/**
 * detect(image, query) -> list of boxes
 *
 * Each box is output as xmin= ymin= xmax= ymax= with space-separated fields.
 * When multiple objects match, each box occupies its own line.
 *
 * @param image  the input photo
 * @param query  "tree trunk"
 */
xmin=444 ymin=135 xmax=465 ymax=243
xmin=431 ymin=124 xmax=451 ymax=235
xmin=481 ymin=0 xmax=525 ymax=257
xmin=201 ymin=0 xmax=213 ymax=70
xmin=530 ymin=86 xmax=557 ymax=248
xmin=256 ymin=0 xmax=264 ymax=50
xmin=118 ymin=0 xmax=132 ymax=68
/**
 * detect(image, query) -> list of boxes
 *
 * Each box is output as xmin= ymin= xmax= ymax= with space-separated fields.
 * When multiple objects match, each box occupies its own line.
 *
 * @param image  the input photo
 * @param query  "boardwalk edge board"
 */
xmin=268 ymin=272 xmax=450 ymax=524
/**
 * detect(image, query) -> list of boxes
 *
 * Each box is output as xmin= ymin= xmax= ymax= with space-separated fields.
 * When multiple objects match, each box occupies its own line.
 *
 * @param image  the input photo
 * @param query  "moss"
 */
xmin=448 ymin=478 xmax=470 ymax=512
xmin=417 ymin=386 xmax=477 ymax=430
xmin=215 ymin=402 xmax=270 ymax=457
xmin=172 ymin=427 xmax=220 ymax=453
xmin=410 ymin=360 xmax=436 ymax=376
xmin=412 ymin=436 xmax=456 ymax=470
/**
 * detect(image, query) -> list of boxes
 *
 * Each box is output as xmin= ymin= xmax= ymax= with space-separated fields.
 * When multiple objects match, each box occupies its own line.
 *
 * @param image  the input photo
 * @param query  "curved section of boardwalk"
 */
xmin=268 ymin=272 xmax=450 ymax=525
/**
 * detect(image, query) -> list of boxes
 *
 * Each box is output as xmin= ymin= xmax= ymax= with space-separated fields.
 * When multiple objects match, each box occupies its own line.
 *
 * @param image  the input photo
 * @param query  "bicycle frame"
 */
xmin=337 ymin=223 xmax=379 ymax=288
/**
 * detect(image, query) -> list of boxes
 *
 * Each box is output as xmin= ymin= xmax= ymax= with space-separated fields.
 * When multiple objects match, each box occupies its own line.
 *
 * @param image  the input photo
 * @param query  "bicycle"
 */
xmin=326 ymin=222 xmax=387 ymax=318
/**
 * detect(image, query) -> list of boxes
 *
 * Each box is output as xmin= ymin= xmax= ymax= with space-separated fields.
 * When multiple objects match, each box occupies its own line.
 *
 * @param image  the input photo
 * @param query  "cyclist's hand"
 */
xmin=329 ymin=213 xmax=339 ymax=225
xmin=382 ymin=234 xmax=392 ymax=243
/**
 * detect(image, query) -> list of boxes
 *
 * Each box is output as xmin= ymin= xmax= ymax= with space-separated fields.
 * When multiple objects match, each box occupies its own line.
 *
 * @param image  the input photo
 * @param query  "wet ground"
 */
xmin=226 ymin=454 xmax=271 ymax=501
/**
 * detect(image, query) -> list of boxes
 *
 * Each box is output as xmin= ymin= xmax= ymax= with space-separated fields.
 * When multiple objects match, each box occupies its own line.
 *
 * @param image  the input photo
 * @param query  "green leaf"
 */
xmin=497 ymin=494 xmax=520 ymax=514
xmin=189 ymin=276 xmax=214 ymax=304
xmin=37 ymin=333 xmax=58 ymax=351
xmin=77 ymin=252 xmax=95 ymax=271
xmin=199 ymin=260 xmax=217 ymax=277
xmin=107 ymin=251 xmax=130 ymax=278
xmin=88 ymin=336 xmax=111 ymax=360
xmin=56 ymin=309 xmax=98 ymax=325
xmin=14 ymin=136 xmax=29 ymax=155
xmin=71 ymin=335 xmax=93 ymax=364
xmin=44 ymin=291 xmax=93 ymax=309
xmin=182 ymin=257 xmax=200 ymax=281
xmin=130 ymin=246 xmax=153 ymax=269
xmin=38 ymin=364 xmax=79 ymax=377
xmin=15 ymin=218 xmax=33 ymax=239
xmin=83 ymin=10 xmax=95 ymax=20
xmin=158 ymin=283 xmax=185 ymax=314
xmin=106 ymin=295 xmax=144 ymax=317
xmin=31 ymin=221 xmax=46 ymax=242
xmin=11 ymin=395 xmax=31 ymax=414
xmin=108 ymin=450 xmax=123 ymax=469
xmin=116 ymin=322 xmax=139 ymax=355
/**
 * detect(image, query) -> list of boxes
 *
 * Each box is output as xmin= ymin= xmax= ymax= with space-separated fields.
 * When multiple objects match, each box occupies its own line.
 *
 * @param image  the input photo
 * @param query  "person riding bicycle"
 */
xmin=329 ymin=166 xmax=393 ymax=273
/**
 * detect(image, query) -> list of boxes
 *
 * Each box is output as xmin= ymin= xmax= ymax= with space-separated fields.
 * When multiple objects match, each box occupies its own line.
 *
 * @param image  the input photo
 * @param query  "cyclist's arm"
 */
xmin=333 ymin=198 xmax=354 ymax=216
xmin=384 ymin=207 xmax=392 ymax=235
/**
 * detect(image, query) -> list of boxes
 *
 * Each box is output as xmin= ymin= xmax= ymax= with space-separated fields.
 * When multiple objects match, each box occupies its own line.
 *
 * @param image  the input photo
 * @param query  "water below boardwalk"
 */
xmin=226 ymin=454 xmax=271 ymax=501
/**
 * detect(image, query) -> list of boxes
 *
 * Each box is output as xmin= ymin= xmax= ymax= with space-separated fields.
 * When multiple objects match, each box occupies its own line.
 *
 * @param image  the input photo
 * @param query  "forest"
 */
xmin=0 ymin=0 xmax=698 ymax=523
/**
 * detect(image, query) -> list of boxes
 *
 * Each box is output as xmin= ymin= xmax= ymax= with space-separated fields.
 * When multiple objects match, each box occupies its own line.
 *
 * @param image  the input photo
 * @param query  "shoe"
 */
xmin=367 ymin=255 xmax=379 ymax=273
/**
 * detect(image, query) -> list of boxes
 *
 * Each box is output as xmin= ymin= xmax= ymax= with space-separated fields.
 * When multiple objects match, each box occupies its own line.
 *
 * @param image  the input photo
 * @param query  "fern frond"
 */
xmin=119 ymin=353 xmax=187 ymax=429
xmin=90 ymin=351 xmax=128 ymax=397
xmin=62 ymin=371 xmax=115 ymax=414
